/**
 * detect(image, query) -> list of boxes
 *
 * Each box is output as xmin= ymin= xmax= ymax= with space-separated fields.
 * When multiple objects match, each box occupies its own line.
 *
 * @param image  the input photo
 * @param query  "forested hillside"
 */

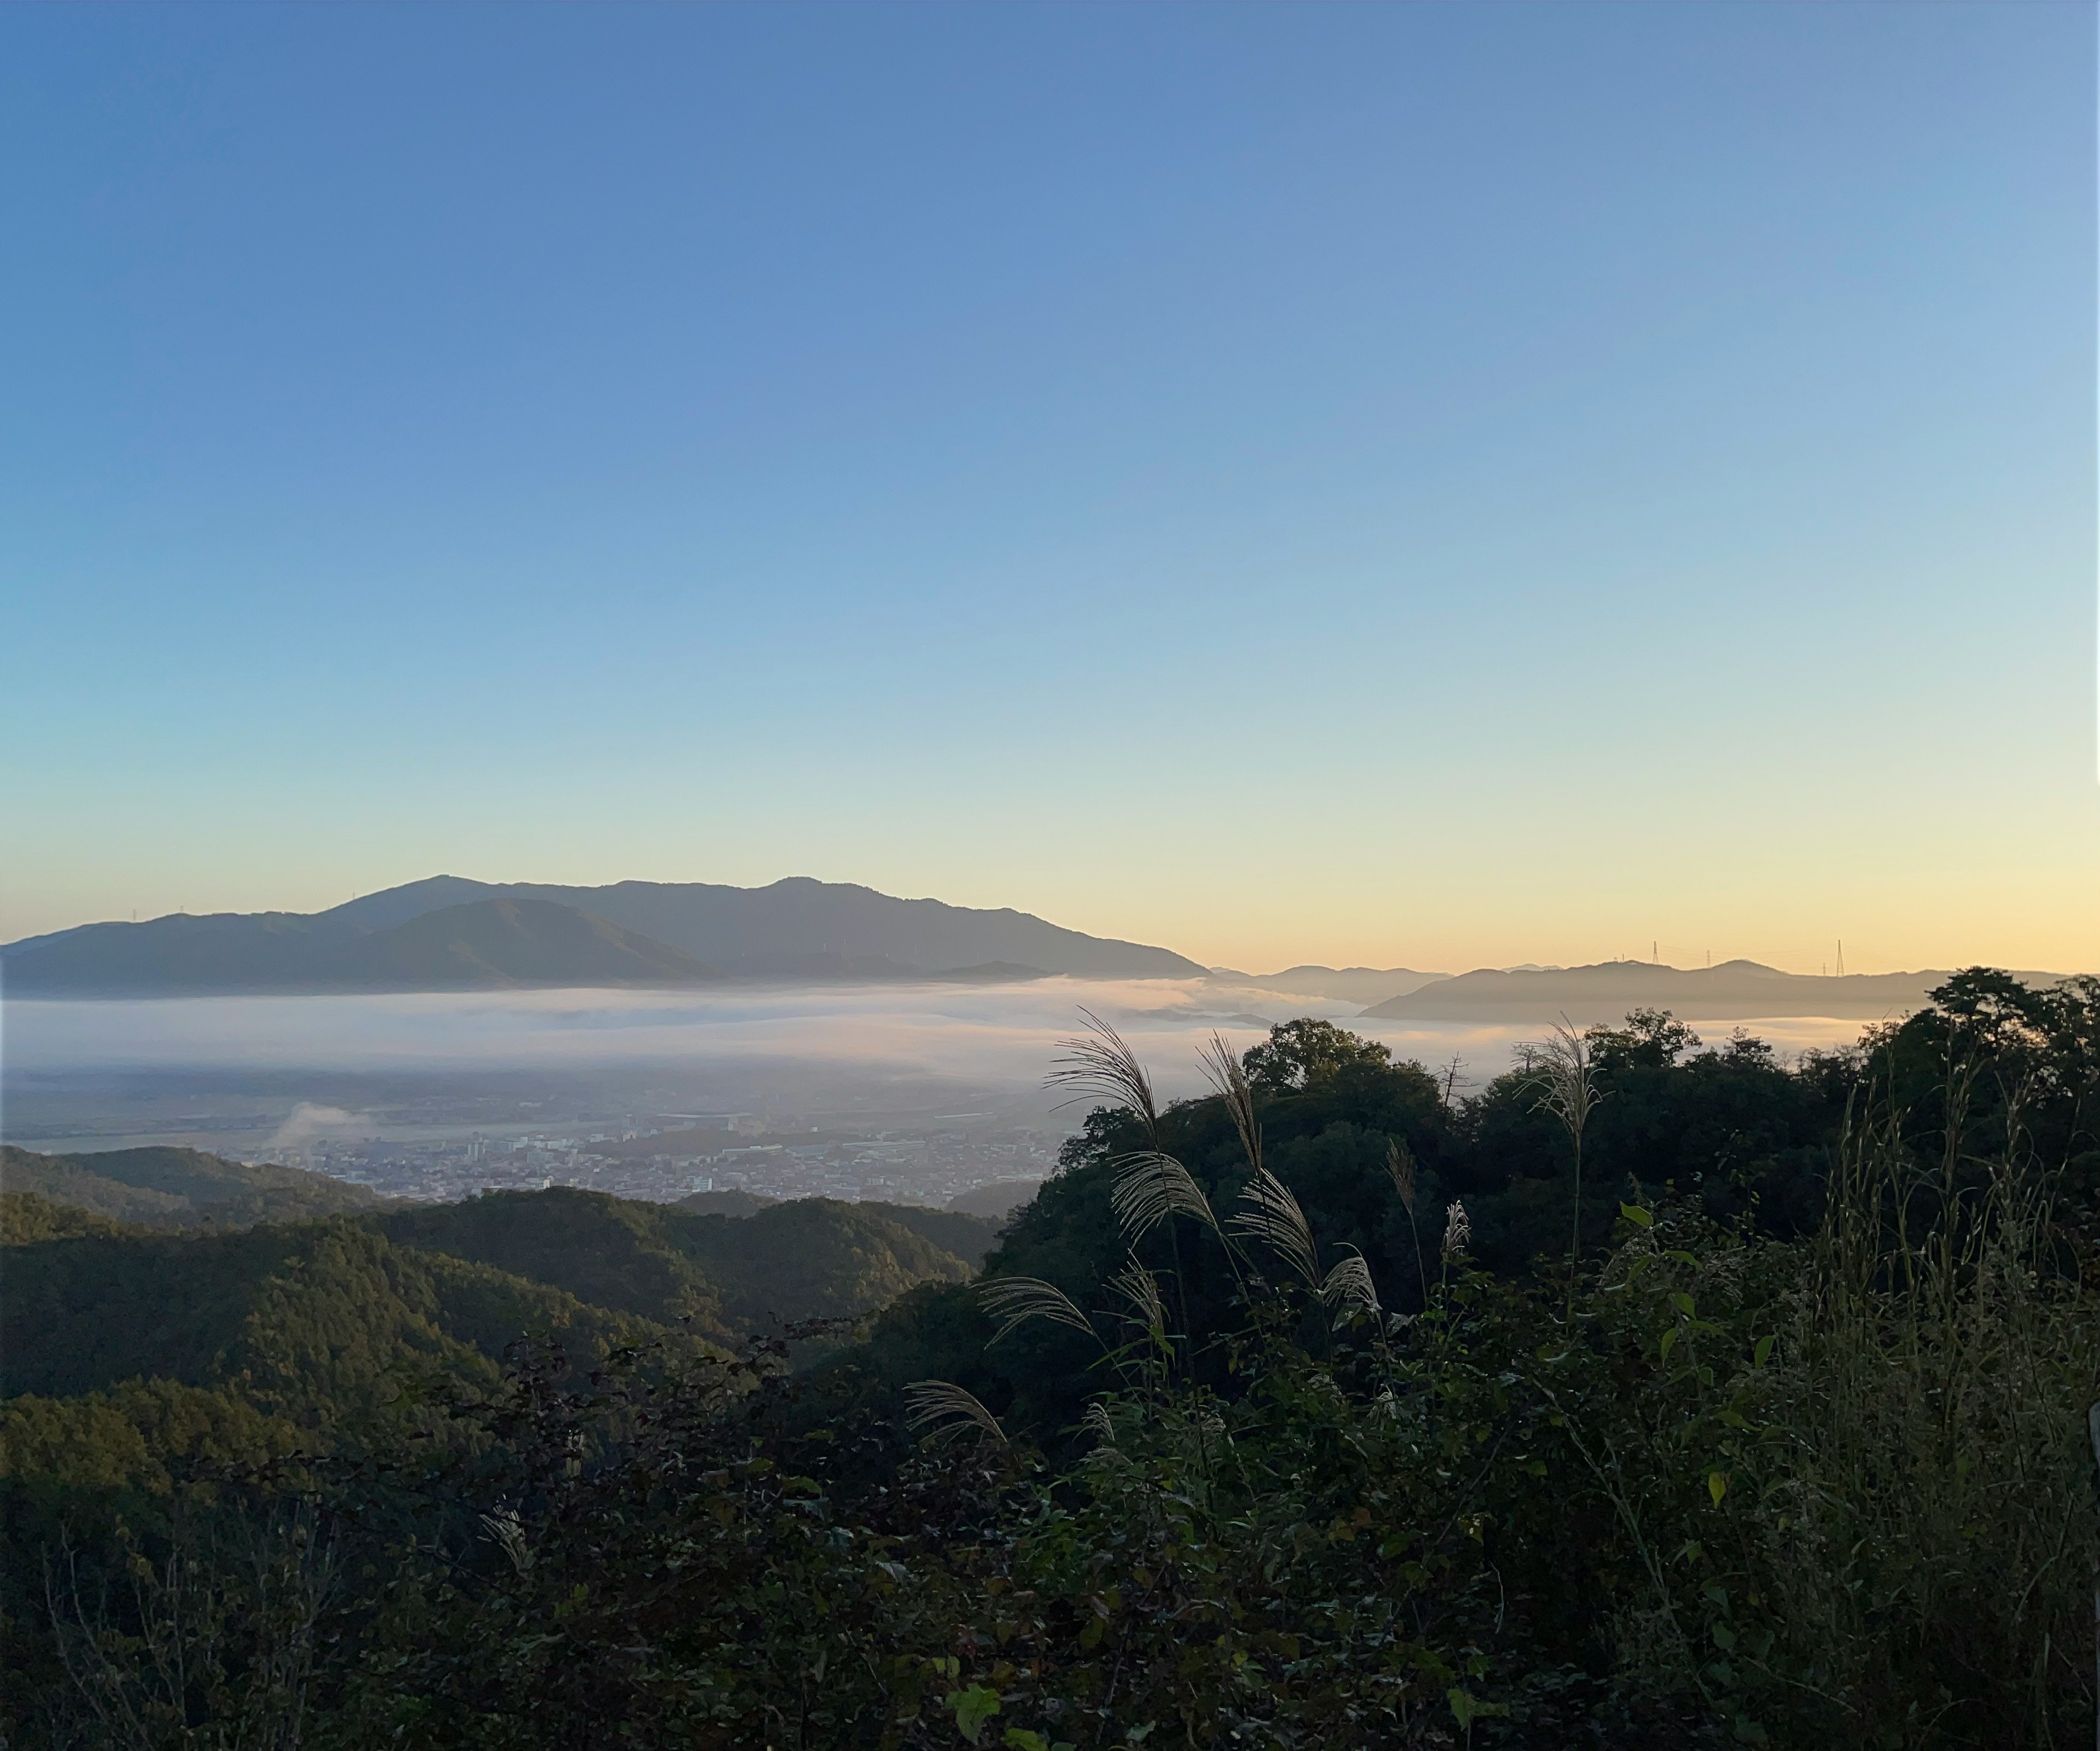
xmin=0 ymin=1143 xmax=388 ymax=1228
xmin=2 ymin=1188 xmax=982 ymax=1420
xmin=0 ymin=1190 xmax=143 ymax=1243
xmin=375 ymin=1186 xmax=983 ymax=1332
xmin=4 ymin=970 xmax=2096 ymax=1748
xmin=672 ymin=1186 xmax=1006 ymax=1262
xmin=3 ymin=1217 xmax=657 ymax=1412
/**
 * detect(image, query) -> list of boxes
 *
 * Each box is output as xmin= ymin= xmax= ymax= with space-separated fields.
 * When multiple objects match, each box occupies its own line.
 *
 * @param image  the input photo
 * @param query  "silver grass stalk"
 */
xmin=1388 ymin=1136 xmax=1430 ymax=1306
xmin=1197 ymin=1030 xmax=1265 ymax=1178
xmin=901 ymin=1380 xmax=1008 ymax=1446
xmin=479 ymin=1509 xmax=533 ymax=1574
xmin=977 ymin=1276 xmax=1098 ymax=1345
xmin=1081 ymin=1399 xmax=1118 ymax=1449
xmin=1053 ymin=1013 xmax=1209 ymax=1367
xmin=1526 ymin=1020 xmax=1605 ymax=1145
xmin=1525 ymin=1018 xmax=1606 ymax=1302
xmin=1442 ymin=1198 xmax=1472 ymax=1260
xmin=1108 ymin=1254 xmax=1168 ymax=1336
xmin=1320 ymin=1248 xmax=1381 ymax=1324
xmin=1110 ymin=1149 xmax=1220 ymax=1245
xmin=1047 ymin=1009 xmax=1162 ymax=1145
xmin=1385 ymin=1137 xmax=1417 ymax=1215
xmin=1229 ymin=1165 xmax=1321 ymax=1290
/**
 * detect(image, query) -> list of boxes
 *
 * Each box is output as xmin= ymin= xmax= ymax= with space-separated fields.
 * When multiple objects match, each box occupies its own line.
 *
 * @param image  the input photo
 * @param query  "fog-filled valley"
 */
xmin=5 ymin=978 xmax=1886 ymax=1203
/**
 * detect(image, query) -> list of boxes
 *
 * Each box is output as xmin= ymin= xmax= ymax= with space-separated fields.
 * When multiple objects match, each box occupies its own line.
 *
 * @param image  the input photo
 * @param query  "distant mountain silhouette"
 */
xmin=348 ymin=897 xmax=719 ymax=987
xmin=3 ymin=909 xmax=354 ymax=992
xmin=371 ymin=877 xmax=1202 ymax=979
xmin=1211 ymin=965 xmax=1451 ymax=1007
xmin=2 ymin=876 xmax=1203 ymax=994
xmin=1 ymin=897 xmax=718 ymax=995
xmin=1357 ymin=959 xmax=2055 ymax=1024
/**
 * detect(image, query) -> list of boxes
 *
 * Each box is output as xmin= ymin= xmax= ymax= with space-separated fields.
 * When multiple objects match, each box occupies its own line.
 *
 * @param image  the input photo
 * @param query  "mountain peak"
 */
xmin=4 ymin=877 xmax=1203 ymax=994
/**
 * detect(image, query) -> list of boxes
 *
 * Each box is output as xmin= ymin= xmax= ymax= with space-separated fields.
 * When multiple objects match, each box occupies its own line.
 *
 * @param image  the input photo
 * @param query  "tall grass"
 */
xmin=1526 ymin=1021 xmax=1604 ymax=1318
xmin=1012 ymin=1030 xmax=2100 ymax=1747
xmin=1743 ymin=1079 xmax=2100 ymax=1746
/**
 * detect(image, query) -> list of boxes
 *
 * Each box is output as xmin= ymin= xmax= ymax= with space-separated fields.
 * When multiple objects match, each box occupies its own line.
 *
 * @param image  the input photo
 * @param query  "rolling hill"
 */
xmin=0 ymin=1216 xmax=662 ymax=1417
xmin=1211 ymin=965 xmax=1451 ymax=1006
xmin=1 ymin=1144 xmax=390 ymax=1229
xmin=1356 ymin=958 xmax=2044 ymax=1024
xmin=0 ymin=1190 xmax=145 ymax=1244
xmin=2 ymin=1175 xmax=993 ymax=1464
xmin=0 ymin=1145 xmax=990 ymax=1338
xmin=2 ymin=876 xmax=1203 ymax=994
xmin=667 ymin=1183 xmax=1004 ymax=1263
xmin=379 ymin=1187 xmax=981 ymax=1332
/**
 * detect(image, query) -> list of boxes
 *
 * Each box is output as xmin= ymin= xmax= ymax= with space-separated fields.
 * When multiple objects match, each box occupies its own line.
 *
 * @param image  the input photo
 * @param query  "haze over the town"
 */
xmin=3 ymin=3 xmax=2095 ymax=975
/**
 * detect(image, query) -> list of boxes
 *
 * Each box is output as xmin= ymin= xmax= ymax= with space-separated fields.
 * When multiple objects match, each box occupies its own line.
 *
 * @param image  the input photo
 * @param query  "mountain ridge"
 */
xmin=2 ymin=876 xmax=1203 ymax=995
xmin=1358 ymin=958 xmax=2080 ymax=1024
xmin=1211 ymin=965 xmax=1452 ymax=1007
xmin=0 ymin=897 xmax=718 ymax=995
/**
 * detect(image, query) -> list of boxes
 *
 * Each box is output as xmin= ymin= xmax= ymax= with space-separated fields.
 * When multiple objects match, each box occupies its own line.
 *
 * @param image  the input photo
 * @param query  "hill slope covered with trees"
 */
xmin=375 ymin=1186 xmax=981 ymax=1333
xmin=0 ymin=1143 xmax=390 ymax=1229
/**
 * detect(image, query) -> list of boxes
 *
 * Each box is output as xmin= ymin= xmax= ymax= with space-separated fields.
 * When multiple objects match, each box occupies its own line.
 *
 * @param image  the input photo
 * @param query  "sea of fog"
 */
xmin=5 ymin=977 xmax=1878 ymax=1100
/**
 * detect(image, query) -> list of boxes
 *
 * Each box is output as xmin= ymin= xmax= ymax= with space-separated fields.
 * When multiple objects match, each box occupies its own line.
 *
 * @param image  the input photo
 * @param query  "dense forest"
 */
xmin=3 ymin=970 xmax=2097 ymax=1747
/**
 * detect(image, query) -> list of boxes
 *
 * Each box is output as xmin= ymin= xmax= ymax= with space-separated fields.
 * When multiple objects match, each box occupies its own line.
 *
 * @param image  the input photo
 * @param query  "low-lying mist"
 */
xmin=7 ymin=976 xmax=1877 ymax=1102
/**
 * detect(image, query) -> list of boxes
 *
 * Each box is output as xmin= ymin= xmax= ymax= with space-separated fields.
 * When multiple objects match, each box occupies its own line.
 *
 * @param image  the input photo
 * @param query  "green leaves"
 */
xmin=1445 ymin=1687 xmax=1508 ymax=1728
xmin=946 ymin=1683 xmax=1002 ymax=1743
xmin=1000 ymin=1731 xmax=1074 ymax=1751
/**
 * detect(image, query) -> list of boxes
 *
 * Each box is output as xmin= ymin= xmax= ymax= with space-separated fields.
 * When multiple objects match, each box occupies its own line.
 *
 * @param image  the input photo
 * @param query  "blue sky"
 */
xmin=3 ymin=2 xmax=2093 ymax=974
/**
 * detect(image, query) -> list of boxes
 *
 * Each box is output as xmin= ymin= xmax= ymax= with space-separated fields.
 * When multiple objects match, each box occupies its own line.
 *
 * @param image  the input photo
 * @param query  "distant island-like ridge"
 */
xmin=0 ymin=876 xmax=1206 ymax=996
xmin=1357 ymin=958 xmax=2074 ymax=1024
xmin=7 ymin=882 xmax=2080 ymax=1013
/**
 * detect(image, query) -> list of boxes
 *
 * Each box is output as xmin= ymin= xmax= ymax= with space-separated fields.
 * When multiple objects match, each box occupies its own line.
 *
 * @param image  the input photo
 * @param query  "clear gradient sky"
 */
xmin=3 ymin=2 xmax=2095 ymax=977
